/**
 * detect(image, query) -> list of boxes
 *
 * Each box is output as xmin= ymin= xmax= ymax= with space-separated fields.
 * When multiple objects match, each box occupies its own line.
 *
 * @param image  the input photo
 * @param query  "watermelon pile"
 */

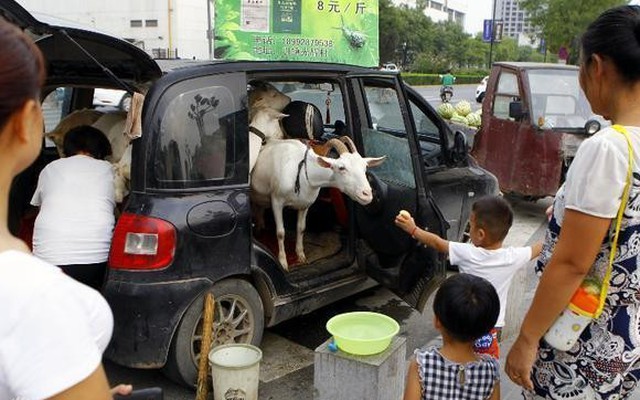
xmin=436 ymin=101 xmax=482 ymax=128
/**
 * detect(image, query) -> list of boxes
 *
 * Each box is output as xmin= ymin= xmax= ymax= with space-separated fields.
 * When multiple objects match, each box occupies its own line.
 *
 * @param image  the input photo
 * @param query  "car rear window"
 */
xmin=153 ymin=73 xmax=248 ymax=187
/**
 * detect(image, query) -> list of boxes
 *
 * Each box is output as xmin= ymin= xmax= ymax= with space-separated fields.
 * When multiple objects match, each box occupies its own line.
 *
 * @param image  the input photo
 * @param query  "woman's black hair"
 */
xmin=433 ymin=273 xmax=500 ymax=342
xmin=582 ymin=5 xmax=640 ymax=83
xmin=0 ymin=19 xmax=45 ymax=131
xmin=62 ymin=125 xmax=112 ymax=160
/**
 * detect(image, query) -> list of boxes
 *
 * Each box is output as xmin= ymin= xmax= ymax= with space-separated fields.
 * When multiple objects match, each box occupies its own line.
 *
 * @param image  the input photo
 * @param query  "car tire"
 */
xmin=476 ymin=92 xmax=485 ymax=103
xmin=119 ymin=93 xmax=132 ymax=112
xmin=162 ymin=278 xmax=264 ymax=387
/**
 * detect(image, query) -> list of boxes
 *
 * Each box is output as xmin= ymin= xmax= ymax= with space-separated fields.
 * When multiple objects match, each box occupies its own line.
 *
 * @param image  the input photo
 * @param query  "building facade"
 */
xmin=392 ymin=0 xmax=467 ymax=26
xmin=18 ymin=0 xmax=214 ymax=60
xmin=495 ymin=0 xmax=534 ymax=41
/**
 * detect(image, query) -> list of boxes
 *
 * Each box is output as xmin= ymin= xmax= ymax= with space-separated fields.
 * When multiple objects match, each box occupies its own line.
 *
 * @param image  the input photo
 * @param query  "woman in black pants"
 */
xmin=31 ymin=125 xmax=115 ymax=290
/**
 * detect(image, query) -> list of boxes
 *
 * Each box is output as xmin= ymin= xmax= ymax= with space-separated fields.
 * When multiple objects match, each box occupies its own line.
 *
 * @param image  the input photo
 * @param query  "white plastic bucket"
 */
xmin=208 ymin=344 xmax=262 ymax=400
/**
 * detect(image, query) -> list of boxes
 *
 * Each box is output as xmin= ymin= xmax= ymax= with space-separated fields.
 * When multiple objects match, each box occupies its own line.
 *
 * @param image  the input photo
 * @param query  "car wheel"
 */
xmin=163 ymin=278 xmax=264 ymax=387
xmin=476 ymin=92 xmax=485 ymax=103
xmin=119 ymin=93 xmax=132 ymax=112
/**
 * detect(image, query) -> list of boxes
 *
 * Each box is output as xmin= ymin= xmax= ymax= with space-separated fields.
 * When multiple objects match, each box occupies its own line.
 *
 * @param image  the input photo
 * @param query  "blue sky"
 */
xmin=465 ymin=0 xmax=493 ymax=35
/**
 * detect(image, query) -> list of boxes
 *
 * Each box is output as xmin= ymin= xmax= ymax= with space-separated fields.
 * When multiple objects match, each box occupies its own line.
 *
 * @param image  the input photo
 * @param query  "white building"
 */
xmin=392 ymin=0 xmax=467 ymax=26
xmin=496 ymin=0 xmax=534 ymax=41
xmin=17 ymin=0 xmax=214 ymax=60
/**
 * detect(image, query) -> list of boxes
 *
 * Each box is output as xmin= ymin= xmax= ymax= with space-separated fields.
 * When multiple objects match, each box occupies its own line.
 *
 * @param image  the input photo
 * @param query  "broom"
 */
xmin=196 ymin=292 xmax=215 ymax=400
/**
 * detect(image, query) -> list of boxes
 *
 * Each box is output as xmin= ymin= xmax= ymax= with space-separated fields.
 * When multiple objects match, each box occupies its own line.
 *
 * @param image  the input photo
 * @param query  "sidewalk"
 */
xmin=258 ymin=197 xmax=640 ymax=399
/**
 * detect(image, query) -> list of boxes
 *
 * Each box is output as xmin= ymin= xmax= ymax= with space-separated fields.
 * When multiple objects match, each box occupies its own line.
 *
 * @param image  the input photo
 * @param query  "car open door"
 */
xmin=347 ymin=73 xmax=448 ymax=311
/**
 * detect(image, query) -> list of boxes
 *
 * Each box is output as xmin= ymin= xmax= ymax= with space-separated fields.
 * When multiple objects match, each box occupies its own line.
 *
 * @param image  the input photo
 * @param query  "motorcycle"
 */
xmin=440 ymin=86 xmax=454 ymax=103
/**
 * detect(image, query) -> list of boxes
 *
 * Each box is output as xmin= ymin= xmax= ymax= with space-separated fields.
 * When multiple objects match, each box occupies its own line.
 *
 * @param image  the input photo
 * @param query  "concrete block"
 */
xmin=313 ymin=336 xmax=407 ymax=400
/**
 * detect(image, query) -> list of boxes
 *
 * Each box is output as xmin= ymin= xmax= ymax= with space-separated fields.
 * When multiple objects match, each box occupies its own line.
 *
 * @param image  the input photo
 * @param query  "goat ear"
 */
xmin=365 ymin=155 xmax=387 ymax=167
xmin=316 ymin=156 xmax=333 ymax=169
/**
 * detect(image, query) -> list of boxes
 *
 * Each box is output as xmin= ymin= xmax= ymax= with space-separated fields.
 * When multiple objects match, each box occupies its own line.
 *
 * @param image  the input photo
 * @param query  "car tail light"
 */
xmin=109 ymin=213 xmax=176 ymax=270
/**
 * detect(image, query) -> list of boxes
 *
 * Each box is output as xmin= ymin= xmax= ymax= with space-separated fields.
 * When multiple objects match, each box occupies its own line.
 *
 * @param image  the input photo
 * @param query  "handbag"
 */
xmin=543 ymin=124 xmax=634 ymax=351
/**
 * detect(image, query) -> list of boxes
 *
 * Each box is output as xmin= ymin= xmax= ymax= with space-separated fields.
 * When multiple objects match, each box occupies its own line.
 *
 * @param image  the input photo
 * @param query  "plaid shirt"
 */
xmin=416 ymin=346 xmax=500 ymax=400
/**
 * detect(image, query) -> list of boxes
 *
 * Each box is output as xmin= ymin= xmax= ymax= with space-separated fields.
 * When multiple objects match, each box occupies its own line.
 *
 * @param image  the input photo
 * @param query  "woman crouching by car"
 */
xmin=31 ymin=125 xmax=115 ymax=290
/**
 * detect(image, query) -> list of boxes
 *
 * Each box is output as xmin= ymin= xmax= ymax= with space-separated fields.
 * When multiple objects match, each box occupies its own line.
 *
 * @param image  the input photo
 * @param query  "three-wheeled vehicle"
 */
xmin=2 ymin=1 xmax=498 ymax=387
xmin=471 ymin=62 xmax=605 ymax=199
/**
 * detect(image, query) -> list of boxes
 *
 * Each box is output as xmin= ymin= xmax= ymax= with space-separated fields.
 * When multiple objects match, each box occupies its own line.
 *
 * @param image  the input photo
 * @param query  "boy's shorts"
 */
xmin=474 ymin=327 xmax=502 ymax=358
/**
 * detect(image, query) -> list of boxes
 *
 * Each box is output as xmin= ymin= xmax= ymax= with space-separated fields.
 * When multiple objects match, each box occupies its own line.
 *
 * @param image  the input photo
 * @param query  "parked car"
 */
xmin=471 ymin=62 xmax=605 ymax=199
xmin=3 ymin=0 xmax=498 ymax=388
xmin=475 ymin=75 xmax=489 ymax=103
xmin=93 ymin=88 xmax=132 ymax=111
xmin=382 ymin=62 xmax=398 ymax=71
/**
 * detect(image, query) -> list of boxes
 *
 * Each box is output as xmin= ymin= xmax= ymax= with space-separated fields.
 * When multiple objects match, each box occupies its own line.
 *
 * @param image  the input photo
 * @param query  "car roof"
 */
xmin=493 ymin=61 xmax=578 ymax=71
xmin=159 ymin=60 xmax=383 ymax=80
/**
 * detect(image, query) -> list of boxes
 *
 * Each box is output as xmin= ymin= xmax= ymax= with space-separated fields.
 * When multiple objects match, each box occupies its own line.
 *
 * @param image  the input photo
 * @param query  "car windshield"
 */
xmin=526 ymin=69 xmax=600 ymax=129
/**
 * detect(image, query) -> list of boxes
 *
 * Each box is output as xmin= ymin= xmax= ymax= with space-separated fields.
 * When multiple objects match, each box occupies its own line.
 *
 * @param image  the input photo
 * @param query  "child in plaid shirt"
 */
xmin=403 ymin=273 xmax=501 ymax=400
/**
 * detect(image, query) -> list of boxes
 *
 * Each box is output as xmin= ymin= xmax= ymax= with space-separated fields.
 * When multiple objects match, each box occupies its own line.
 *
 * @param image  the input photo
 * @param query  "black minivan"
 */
xmin=3 ymin=1 xmax=498 ymax=387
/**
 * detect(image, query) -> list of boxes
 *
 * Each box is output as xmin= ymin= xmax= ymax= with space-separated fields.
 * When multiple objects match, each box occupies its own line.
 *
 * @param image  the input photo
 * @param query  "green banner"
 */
xmin=214 ymin=0 xmax=379 ymax=67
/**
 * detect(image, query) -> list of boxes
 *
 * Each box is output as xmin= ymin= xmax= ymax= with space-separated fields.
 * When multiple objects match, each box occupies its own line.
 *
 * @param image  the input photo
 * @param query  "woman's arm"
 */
xmin=48 ymin=364 xmax=111 ymax=400
xmin=506 ymin=209 xmax=611 ymax=389
xmin=403 ymin=360 xmax=422 ymax=400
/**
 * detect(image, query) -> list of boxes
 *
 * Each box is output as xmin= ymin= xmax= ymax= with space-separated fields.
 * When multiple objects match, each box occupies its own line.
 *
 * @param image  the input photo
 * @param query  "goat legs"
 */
xmin=295 ymin=208 xmax=308 ymax=264
xmin=271 ymin=198 xmax=288 ymax=271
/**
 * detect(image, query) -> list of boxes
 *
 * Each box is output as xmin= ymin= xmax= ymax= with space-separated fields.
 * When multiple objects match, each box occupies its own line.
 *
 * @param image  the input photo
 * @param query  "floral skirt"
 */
xmin=524 ymin=302 xmax=640 ymax=400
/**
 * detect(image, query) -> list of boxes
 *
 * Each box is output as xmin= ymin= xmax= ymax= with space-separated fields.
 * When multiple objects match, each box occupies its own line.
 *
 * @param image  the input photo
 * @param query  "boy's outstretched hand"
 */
xmin=395 ymin=210 xmax=416 ymax=234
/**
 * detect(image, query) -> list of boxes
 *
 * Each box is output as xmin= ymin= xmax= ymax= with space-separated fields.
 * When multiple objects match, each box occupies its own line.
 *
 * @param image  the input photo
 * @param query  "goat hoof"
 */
xmin=279 ymin=257 xmax=289 ymax=271
xmin=297 ymin=253 xmax=307 ymax=264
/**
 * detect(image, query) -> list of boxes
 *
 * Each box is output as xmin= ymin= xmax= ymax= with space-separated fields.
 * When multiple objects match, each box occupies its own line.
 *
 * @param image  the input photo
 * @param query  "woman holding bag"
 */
xmin=505 ymin=5 xmax=640 ymax=399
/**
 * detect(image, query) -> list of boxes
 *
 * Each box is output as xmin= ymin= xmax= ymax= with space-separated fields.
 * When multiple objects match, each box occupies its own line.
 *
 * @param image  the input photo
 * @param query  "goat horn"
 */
xmin=338 ymin=136 xmax=357 ymax=153
xmin=326 ymin=138 xmax=349 ymax=155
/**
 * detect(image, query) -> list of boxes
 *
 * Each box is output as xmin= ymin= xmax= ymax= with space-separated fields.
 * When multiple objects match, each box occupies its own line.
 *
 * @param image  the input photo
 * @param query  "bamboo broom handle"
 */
xmin=196 ymin=292 xmax=215 ymax=400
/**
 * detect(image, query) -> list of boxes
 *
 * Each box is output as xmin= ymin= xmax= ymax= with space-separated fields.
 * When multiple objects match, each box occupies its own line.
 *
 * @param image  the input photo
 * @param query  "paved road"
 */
xmin=412 ymin=83 xmax=481 ymax=113
xmin=104 ymin=196 xmax=557 ymax=399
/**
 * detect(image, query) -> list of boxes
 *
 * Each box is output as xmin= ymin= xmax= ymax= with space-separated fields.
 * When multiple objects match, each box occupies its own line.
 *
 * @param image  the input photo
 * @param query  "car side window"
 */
xmin=492 ymin=71 xmax=520 ymax=120
xmin=42 ymin=87 xmax=72 ymax=148
xmin=360 ymin=80 xmax=415 ymax=189
xmin=154 ymin=73 xmax=248 ymax=187
xmin=409 ymin=100 xmax=444 ymax=168
xmin=272 ymin=81 xmax=346 ymax=134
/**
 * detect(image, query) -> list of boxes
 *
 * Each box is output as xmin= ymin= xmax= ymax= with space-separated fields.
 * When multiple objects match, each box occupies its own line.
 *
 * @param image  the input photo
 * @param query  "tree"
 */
xmin=379 ymin=0 xmax=436 ymax=69
xmin=521 ymin=0 xmax=628 ymax=63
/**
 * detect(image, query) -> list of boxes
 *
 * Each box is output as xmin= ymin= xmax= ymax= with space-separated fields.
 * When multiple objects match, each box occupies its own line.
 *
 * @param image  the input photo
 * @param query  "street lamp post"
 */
xmin=488 ymin=0 xmax=497 ymax=69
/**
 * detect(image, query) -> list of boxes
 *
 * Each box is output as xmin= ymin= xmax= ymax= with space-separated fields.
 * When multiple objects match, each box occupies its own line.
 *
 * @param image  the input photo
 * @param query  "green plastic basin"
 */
xmin=326 ymin=312 xmax=400 ymax=355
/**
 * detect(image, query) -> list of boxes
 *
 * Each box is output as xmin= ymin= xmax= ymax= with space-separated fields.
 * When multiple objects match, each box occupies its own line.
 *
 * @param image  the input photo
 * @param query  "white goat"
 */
xmin=248 ymin=81 xmax=291 ymax=120
xmin=91 ymin=111 xmax=129 ymax=163
xmin=248 ymin=82 xmax=291 ymax=174
xmin=249 ymin=108 xmax=288 ymax=174
xmin=113 ymin=144 xmax=132 ymax=203
xmin=46 ymin=109 xmax=104 ymax=156
xmin=251 ymin=137 xmax=386 ymax=270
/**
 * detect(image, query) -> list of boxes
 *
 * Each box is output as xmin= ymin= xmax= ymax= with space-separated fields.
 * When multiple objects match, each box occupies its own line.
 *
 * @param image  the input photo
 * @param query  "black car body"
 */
xmin=3 ymin=1 xmax=498 ymax=386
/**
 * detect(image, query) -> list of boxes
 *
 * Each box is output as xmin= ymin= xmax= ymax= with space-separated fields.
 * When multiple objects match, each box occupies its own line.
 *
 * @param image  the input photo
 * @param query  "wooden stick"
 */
xmin=196 ymin=292 xmax=215 ymax=400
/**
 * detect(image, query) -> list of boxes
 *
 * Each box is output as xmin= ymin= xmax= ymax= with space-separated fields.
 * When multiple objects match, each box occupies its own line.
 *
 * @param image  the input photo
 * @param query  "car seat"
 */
xmin=281 ymin=101 xmax=324 ymax=141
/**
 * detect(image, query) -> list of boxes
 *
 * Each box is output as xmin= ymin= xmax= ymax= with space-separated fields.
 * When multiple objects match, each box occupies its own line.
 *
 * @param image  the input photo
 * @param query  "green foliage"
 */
xmin=379 ymin=0 xmax=557 ymax=72
xmin=520 ymin=0 xmax=629 ymax=63
xmin=401 ymin=73 xmax=485 ymax=86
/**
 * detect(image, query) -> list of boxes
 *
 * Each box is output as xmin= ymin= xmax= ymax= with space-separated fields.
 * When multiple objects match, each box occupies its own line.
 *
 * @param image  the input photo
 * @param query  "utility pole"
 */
xmin=402 ymin=42 xmax=408 ymax=69
xmin=488 ymin=0 xmax=497 ymax=69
